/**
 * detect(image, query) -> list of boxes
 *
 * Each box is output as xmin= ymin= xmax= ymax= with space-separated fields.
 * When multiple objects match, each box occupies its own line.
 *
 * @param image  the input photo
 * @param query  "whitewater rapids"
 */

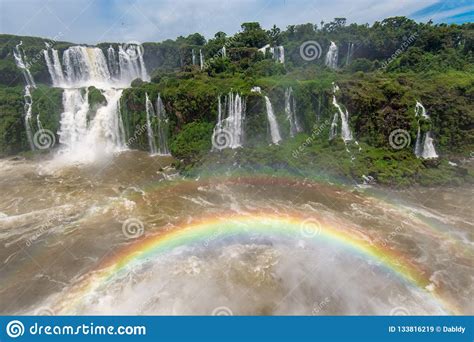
xmin=0 ymin=152 xmax=472 ymax=315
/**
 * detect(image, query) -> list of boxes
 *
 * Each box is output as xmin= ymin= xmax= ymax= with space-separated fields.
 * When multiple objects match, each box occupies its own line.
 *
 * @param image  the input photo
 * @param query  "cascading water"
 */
xmin=264 ymin=96 xmax=282 ymax=144
xmin=259 ymin=45 xmax=284 ymax=63
xmin=43 ymin=44 xmax=65 ymax=86
xmin=42 ymin=43 xmax=149 ymax=163
xmin=13 ymin=41 xmax=36 ymax=88
xmin=192 ymin=49 xmax=196 ymax=65
xmin=213 ymin=92 xmax=245 ymax=149
xmin=325 ymin=41 xmax=338 ymax=69
xmin=107 ymin=45 xmax=120 ymax=79
xmin=87 ymin=89 xmax=126 ymax=149
xmin=221 ymin=46 xmax=227 ymax=58
xmin=269 ymin=47 xmax=275 ymax=58
xmin=414 ymin=101 xmax=438 ymax=159
xmin=23 ymin=86 xmax=35 ymax=150
xmin=13 ymin=41 xmax=36 ymax=150
xmin=120 ymin=45 xmax=148 ymax=83
xmin=57 ymin=89 xmax=90 ymax=150
xmin=61 ymin=46 xmax=111 ymax=87
xmin=346 ymin=42 xmax=354 ymax=66
xmin=329 ymin=113 xmax=338 ymax=141
xmin=285 ymin=87 xmax=302 ymax=137
xmin=199 ymin=49 xmax=204 ymax=70
xmin=330 ymin=84 xmax=352 ymax=142
xmin=156 ymin=94 xmax=170 ymax=155
xmin=145 ymin=93 xmax=158 ymax=155
xmin=277 ymin=46 xmax=285 ymax=63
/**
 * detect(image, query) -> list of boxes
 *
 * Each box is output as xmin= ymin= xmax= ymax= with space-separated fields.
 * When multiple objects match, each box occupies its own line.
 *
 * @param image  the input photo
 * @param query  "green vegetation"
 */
xmin=0 ymin=17 xmax=473 ymax=186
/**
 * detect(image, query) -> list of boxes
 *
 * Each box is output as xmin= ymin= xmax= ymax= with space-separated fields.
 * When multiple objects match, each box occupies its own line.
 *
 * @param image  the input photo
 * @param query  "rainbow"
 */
xmin=53 ymin=213 xmax=459 ymax=314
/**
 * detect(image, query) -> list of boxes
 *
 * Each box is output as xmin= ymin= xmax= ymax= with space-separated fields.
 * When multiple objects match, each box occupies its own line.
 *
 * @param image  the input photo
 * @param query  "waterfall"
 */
xmin=192 ymin=49 xmax=196 ymax=65
xmin=285 ymin=87 xmax=302 ymax=137
xmin=118 ymin=45 xmax=149 ymax=85
xmin=421 ymin=132 xmax=437 ymax=159
xmin=270 ymin=46 xmax=284 ymax=63
xmin=414 ymin=101 xmax=438 ymax=159
xmin=278 ymin=46 xmax=285 ymax=63
xmin=23 ymin=86 xmax=35 ymax=150
xmin=62 ymin=46 xmax=112 ymax=87
xmin=329 ymin=113 xmax=338 ymax=140
xmin=258 ymin=45 xmax=284 ymax=63
xmin=346 ymin=42 xmax=354 ymax=66
xmin=199 ymin=49 xmax=204 ymax=70
xmin=258 ymin=44 xmax=270 ymax=54
xmin=13 ymin=41 xmax=36 ymax=87
xmin=221 ymin=46 xmax=226 ymax=58
xmin=213 ymin=92 xmax=245 ymax=149
xmin=43 ymin=47 xmax=65 ymax=86
xmin=156 ymin=94 xmax=170 ymax=155
xmin=13 ymin=41 xmax=36 ymax=149
xmin=145 ymin=93 xmax=158 ymax=155
xmin=269 ymin=47 xmax=275 ymax=58
xmin=57 ymin=88 xmax=127 ymax=161
xmin=42 ymin=44 xmax=149 ymax=163
xmin=325 ymin=41 xmax=338 ymax=69
xmin=330 ymin=84 xmax=353 ymax=142
xmin=217 ymin=96 xmax=222 ymax=125
xmin=57 ymin=89 xmax=90 ymax=151
xmin=86 ymin=89 xmax=125 ymax=150
xmin=107 ymin=45 xmax=120 ymax=79
xmin=264 ymin=96 xmax=282 ymax=144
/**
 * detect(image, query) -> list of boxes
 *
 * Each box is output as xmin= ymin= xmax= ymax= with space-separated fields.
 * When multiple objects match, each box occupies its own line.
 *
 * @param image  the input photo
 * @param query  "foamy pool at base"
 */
xmin=0 ymin=153 xmax=472 ymax=315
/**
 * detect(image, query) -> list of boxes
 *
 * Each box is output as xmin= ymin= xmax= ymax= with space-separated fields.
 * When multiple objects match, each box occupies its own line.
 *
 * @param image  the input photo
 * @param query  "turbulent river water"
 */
xmin=0 ymin=152 xmax=472 ymax=315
